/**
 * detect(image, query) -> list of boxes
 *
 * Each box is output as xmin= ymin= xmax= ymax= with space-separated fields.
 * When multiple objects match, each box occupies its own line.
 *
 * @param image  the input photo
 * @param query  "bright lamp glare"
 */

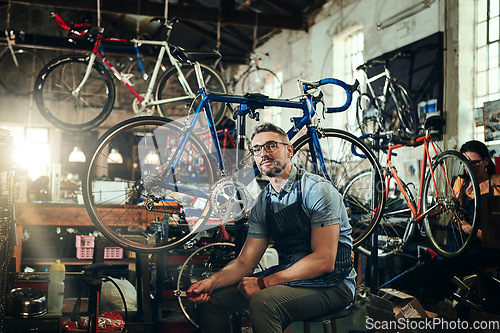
xmin=13 ymin=143 xmax=50 ymax=180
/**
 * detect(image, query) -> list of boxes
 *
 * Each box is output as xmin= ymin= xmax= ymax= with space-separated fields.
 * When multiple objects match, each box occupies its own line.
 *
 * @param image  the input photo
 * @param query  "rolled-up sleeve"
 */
xmin=304 ymin=180 xmax=345 ymax=228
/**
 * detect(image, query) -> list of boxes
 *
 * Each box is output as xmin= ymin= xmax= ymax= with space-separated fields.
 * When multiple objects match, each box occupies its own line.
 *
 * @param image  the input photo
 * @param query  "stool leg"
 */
xmin=304 ymin=321 xmax=311 ymax=333
xmin=322 ymin=319 xmax=334 ymax=333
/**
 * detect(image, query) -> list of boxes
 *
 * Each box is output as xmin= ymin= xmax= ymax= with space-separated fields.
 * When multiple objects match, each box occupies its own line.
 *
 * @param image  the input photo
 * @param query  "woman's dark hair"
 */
xmin=460 ymin=140 xmax=496 ymax=176
xmin=251 ymin=122 xmax=289 ymax=142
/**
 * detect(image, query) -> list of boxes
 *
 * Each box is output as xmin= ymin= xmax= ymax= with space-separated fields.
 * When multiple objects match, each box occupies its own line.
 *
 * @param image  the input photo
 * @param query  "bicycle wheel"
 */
xmin=0 ymin=48 xmax=44 ymax=95
xmin=422 ymin=150 xmax=480 ymax=258
xmin=34 ymin=55 xmax=115 ymax=131
xmin=82 ymin=116 xmax=217 ymax=253
xmin=356 ymin=93 xmax=385 ymax=135
xmin=119 ymin=56 xmax=169 ymax=115
xmin=176 ymin=242 xmax=235 ymax=328
xmin=345 ymin=169 xmax=415 ymax=257
xmin=387 ymin=80 xmax=418 ymax=137
xmin=239 ymin=67 xmax=282 ymax=99
xmin=156 ymin=63 xmax=227 ymax=126
xmin=291 ymin=128 xmax=385 ymax=248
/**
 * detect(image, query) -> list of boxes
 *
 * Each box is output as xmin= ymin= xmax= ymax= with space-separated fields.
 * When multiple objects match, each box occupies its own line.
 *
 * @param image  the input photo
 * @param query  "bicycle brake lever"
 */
xmin=250 ymin=111 xmax=260 ymax=121
xmin=349 ymin=79 xmax=360 ymax=93
xmin=312 ymin=90 xmax=324 ymax=104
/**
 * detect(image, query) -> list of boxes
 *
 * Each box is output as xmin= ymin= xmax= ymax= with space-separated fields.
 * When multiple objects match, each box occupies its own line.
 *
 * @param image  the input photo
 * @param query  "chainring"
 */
xmin=133 ymin=93 xmax=156 ymax=116
xmin=210 ymin=178 xmax=254 ymax=222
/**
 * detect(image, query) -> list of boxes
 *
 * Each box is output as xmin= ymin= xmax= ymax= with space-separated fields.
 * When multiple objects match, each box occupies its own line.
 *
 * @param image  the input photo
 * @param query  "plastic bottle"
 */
xmin=48 ymin=260 xmax=65 ymax=314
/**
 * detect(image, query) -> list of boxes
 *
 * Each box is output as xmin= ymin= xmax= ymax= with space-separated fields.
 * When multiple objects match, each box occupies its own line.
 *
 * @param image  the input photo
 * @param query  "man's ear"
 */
xmin=287 ymin=144 xmax=293 ymax=158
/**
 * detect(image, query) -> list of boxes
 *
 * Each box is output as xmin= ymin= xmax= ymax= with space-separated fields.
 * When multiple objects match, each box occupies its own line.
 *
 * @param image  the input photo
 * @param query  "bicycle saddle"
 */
xmin=170 ymin=45 xmax=221 ymax=64
xmin=424 ymin=115 xmax=446 ymax=131
xmin=184 ymin=50 xmax=222 ymax=62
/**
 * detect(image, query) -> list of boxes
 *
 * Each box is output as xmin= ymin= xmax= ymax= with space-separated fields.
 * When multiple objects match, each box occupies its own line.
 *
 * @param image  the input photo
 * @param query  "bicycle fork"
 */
xmin=5 ymin=30 xmax=20 ymax=68
xmin=73 ymin=52 xmax=99 ymax=97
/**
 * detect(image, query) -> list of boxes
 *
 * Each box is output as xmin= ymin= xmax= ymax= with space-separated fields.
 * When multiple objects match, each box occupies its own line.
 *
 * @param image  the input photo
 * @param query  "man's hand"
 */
xmin=186 ymin=279 xmax=216 ymax=303
xmin=237 ymin=277 xmax=261 ymax=299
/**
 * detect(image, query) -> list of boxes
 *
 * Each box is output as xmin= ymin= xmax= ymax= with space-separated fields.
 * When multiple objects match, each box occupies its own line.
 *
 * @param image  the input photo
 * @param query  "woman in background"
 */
xmin=456 ymin=140 xmax=500 ymax=240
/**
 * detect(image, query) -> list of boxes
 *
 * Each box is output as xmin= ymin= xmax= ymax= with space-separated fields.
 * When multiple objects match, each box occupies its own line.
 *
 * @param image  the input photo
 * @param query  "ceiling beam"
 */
xmin=262 ymin=0 xmax=296 ymax=15
xmin=179 ymin=21 xmax=247 ymax=54
xmin=13 ymin=0 xmax=307 ymax=30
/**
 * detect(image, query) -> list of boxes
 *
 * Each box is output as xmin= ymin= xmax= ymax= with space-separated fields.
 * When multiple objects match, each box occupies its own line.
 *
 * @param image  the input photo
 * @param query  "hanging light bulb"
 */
xmin=107 ymin=148 xmax=123 ymax=164
xmin=68 ymin=146 xmax=86 ymax=163
xmin=144 ymin=151 xmax=160 ymax=165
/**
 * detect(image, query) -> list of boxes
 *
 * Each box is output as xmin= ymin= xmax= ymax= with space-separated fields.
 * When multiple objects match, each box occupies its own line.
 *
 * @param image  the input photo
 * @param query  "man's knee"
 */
xmin=248 ymin=289 xmax=278 ymax=317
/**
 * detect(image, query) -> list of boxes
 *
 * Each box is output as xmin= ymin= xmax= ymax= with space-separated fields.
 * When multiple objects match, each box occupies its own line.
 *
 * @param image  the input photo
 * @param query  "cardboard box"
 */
xmin=366 ymin=288 xmax=430 ymax=321
xmin=380 ymin=288 xmax=428 ymax=319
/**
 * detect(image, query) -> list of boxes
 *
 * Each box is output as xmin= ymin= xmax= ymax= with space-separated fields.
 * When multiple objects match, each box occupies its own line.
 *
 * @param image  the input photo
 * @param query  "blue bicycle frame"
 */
xmin=160 ymin=61 xmax=357 ymax=197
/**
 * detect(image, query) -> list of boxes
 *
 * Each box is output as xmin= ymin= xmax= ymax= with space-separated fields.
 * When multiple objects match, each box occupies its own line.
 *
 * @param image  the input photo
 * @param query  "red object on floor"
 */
xmin=495 ymin=157 xmax=500 ymax=174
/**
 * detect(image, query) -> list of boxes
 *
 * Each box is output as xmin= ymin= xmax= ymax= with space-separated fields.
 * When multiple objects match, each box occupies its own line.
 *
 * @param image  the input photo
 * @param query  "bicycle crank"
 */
xmin=210 ymin=178 xmax=254 ymax=222
xmin=133 ymin=94 xmax=156 ymax=116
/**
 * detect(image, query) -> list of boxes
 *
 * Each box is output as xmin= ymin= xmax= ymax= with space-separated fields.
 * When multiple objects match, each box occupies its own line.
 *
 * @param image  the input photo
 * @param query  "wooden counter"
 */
xmin=14 ymin=202 xmax=165 ymax=227
xmin=15 ymin=202 xmax=93 ymax=226
xmin=13 ymin=203 xmax=152 ymax=272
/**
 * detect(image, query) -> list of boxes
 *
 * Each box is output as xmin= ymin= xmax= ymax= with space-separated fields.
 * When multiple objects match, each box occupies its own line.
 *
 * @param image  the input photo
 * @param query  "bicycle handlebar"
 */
xmin=356 ymin=51 xmax=411 ymax=71
xmin=368 ymin=131 xmax=424 ymax=148
xmin=52 ymin=12 xmax=92 ymax=38
xmin=301 ymin=78 xmax=359 ymax=113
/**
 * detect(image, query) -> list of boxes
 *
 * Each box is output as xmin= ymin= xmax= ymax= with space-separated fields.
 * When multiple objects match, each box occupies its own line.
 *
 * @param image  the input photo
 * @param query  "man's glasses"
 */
xmin=469 ymin=159 xmax=484 ymax=166
xmin=250 ymin=141 xmax=289 ymax=156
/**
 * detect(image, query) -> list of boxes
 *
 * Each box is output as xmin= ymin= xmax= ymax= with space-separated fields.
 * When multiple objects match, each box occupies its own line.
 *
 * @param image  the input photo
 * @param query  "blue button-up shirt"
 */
xmin=248 ymin=165 xmax=356 ymax=296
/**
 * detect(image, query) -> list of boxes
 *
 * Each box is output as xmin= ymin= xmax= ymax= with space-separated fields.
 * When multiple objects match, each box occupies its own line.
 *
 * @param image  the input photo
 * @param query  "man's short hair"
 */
xmin=251 ymin=122 xmax=289 ymax=142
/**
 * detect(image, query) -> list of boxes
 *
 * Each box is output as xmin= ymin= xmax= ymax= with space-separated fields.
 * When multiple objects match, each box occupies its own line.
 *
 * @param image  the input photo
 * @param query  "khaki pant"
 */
xmin=198 ymin=281 xmax=353 ymax=333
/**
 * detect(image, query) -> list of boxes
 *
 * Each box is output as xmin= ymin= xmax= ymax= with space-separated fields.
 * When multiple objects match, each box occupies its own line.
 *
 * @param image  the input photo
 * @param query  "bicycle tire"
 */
xmin=34 ymin=54 xmax=115 ymax=131
xmin=119 ymin=55 xmax=170 ymax=115
xmin=291 ymin=128 xmax=385 ymax=248
xmin=422 ymin=151 xmax=480 ymax=258
xmin=239 ymin=67 xmax=282 ymax=99
xmin=82 ymin=116 xmax=217 ymax=253
xmin=176 ymin=242 xmax=235 ymax=328
xmin=156 ymin=63 xmax=227 ymax=126
xmin=356 ymin=93 xmax=385 ymax=135
xmin=388 ymin=80 xmax=418 ymax=137
xmin=0 ymin=47 xmax=44 ymax=95
xmin=346 ymin=169 xmax=415 ymax=257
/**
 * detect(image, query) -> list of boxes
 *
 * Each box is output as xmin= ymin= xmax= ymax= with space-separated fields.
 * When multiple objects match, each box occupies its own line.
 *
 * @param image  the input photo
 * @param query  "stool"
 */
xmin=303 ymin=302 xmax=354 ymax=333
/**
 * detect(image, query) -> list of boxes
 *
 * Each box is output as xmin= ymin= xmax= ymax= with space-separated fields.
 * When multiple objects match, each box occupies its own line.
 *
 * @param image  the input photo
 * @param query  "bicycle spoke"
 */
xmin=423 ymin=151 xmax=480 ymax=258
xmin=292 ymin=129 xmax=385 ymax=248
xmin=83 ymin=116 xmax=218 ymax=252
xmin=157 ymin=64 xmax=227 ymax=126
xmin=34 ymin=55 xmax=114 ymax=131
xmin=348 ymin=170 xmax=414 ymax=257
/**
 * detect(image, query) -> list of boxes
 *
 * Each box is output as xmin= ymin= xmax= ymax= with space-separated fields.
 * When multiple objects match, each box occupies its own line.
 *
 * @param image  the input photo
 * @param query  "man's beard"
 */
xmin=260 ymin=159 xmax=286 ymax=177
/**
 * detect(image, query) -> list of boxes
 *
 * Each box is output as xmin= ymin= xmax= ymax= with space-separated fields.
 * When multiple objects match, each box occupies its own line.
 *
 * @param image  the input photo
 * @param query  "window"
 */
xmin=1 ymin=125 xmax=50 ymax=180
xmin=260 ymin=69 xmax=283 ymax=127
xmin=475 ymin=0 xmax=500 ymax=140
xmin=332 ymin=26 xmax=364 ymax=131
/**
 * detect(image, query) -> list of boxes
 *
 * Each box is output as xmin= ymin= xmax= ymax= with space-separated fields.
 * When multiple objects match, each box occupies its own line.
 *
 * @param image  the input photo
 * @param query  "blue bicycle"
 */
xmin=82 ymin=56 xmax=386 ymax=253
